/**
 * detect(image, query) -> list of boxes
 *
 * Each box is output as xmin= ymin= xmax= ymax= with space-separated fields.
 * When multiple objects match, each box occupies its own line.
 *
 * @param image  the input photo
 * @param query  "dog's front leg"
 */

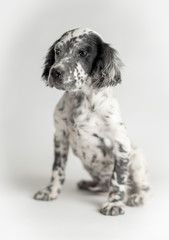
xmin=34 ymin=132 xmax=69 ymax=201
xmin=33 ymin=94 xmax=69 ymax=202
xmin=100 ymin=138 xmax=131 ymax=216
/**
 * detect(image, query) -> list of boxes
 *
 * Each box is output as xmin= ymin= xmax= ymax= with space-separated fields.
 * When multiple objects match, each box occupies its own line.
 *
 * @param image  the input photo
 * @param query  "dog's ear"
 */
xmin=91 ymin=43 xmax=122 ymax=88
xmin=42 ymin=41 xmax=57 ymax=80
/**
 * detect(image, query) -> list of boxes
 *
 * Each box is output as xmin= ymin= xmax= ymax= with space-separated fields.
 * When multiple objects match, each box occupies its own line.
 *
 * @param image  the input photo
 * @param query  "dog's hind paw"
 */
xmin=78 ymin=180 xmax=109 ymax=192
xmin=126 ymin=192 xmax=148 ymax=207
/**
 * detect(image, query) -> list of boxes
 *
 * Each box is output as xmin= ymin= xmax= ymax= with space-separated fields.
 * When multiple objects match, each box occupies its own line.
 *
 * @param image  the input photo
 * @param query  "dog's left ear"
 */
xmin=42 ymin=41 xmax=57 ymax=80
xmin=91 ymin=42 xmax=122 ymax=88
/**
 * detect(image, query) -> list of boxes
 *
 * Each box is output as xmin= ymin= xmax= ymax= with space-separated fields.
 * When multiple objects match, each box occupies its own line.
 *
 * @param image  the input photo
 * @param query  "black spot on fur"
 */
xmin=53 ymin=153 xmax=60 ymax=169
xmin=58 ymin=170 xmax=63 ymax=177
xmin=111 ymin=155 xmax=130 ymax=184
xmin=142 ymin=186 xmax=150 ymax=192
xmin=51 ymin=176 xmax=55 ymax=182
xmin=118 ymin=143 xmax=127 ymax=153
xmin=109 ymin=191 xmax=125 ymax=202
xmin=54 ymin=138 xmax=60 ymax=148
xmin=82 ymin=152 xmax=86 ymax=159
xmin=97 ymin=145 xmax=107 ymax=157
xmin=93 ymin=133 xmax=104 ymax=143
xmin=60 ymin=179 xmax=65 ymax=185
xmin=110 ymin=185 xmax=120 ymax=194
xmin=47 ymin=185 xmax=53 ymax=192
xmin=58 ymin=104 xmax=65 ymax=111
xmin=91 ymin=154 xmax=97 ymax=163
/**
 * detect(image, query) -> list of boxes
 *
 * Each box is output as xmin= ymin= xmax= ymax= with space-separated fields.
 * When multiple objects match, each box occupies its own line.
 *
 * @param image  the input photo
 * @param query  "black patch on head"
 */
xmin=77 ymin=33 xmax=100 ymax=75
xmin=91 ymin=40 xmax=122 ymax=88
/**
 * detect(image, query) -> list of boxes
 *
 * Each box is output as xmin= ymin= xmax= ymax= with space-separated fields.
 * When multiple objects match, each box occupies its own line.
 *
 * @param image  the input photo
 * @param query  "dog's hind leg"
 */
xmin=126 ymin=147 xmax=151 ymax=207
xmin=77 ymin=178 xmax=109 ymax=193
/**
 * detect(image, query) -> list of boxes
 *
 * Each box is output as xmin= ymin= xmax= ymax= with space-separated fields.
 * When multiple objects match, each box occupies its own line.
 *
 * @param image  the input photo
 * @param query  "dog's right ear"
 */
xmin=42 ymin=41 xmax=57 ymax=80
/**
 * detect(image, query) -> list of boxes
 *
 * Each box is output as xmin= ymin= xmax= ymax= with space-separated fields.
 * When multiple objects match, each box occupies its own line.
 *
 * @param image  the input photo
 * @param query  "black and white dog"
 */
xmin=34 ymin=28 xmax=150 ymax=216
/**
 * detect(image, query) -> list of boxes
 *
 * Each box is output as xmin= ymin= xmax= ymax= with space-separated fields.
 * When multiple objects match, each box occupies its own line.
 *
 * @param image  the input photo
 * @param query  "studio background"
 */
xmin=0 ymin=0 xmax=169 ymax=239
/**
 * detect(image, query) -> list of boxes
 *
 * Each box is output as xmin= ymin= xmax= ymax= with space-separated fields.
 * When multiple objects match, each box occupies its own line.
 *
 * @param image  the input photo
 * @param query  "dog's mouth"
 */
xmin=47 ymin=75 xmax=64 ymax=89
xmin=47 ymin=81 xmax=65 ymax=90
xmin=47 ymin=77 xmax=77 ymax=91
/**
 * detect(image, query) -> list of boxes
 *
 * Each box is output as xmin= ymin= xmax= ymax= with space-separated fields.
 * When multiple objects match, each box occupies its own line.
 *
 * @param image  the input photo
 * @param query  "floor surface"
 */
xmin=1 ymin=160 xmax=169 ymax=240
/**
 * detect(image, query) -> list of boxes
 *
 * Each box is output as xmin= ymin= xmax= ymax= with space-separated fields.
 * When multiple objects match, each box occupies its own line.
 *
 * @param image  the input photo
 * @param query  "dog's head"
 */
xmin=42 ymin=28 xmax=122 ymax=91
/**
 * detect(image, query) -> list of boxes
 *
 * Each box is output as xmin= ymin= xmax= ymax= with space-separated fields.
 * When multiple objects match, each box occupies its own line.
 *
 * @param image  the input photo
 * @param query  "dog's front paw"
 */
xmin=33 ymin=185 xmax=60 ymax=201
xmin=100 ymin=201 xmax=125 ymax=216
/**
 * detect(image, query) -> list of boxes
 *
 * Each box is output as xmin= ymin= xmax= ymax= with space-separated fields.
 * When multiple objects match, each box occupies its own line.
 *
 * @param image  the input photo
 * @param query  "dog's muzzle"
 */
xmin=50 ymin=67 xmax=64 ymax=87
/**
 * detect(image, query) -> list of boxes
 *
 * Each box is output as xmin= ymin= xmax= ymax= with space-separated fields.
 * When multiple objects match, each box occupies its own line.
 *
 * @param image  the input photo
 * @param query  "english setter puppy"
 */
xmin=34 ymin=28 xmax=150 ymax=216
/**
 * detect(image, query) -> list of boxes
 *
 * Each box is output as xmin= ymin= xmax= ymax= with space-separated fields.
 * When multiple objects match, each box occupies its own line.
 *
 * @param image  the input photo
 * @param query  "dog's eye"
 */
xmin=55 ymin=49 xmax=61 ymax=56
xmin=79 ymin=50 xmax=88 ymax=57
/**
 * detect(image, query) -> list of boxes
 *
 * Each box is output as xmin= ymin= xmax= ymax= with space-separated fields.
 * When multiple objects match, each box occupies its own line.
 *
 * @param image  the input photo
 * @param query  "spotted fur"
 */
xmin=34 ymin=28 xmax=150 ymax=216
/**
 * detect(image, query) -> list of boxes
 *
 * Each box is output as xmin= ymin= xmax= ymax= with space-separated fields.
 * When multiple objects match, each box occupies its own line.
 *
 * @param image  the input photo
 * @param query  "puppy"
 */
xmin=34 ymin=28 xmax=150 ymax=216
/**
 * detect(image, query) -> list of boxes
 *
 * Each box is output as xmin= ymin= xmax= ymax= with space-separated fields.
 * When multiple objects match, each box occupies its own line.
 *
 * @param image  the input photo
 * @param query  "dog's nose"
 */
xmin=51 ymin=68 xmax=62 ymax=78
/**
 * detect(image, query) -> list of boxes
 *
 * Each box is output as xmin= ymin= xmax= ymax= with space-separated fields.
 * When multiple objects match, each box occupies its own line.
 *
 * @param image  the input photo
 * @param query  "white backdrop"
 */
xmin=1 ymin=0 xmax=169 ymax=239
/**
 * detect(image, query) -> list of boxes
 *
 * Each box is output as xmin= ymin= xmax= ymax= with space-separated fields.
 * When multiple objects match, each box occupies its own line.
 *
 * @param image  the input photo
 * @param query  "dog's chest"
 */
xmin=69 ymin=103 xmax=103 ymax=142
xmin=67 ymin=96 xmax=114 ymax=172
